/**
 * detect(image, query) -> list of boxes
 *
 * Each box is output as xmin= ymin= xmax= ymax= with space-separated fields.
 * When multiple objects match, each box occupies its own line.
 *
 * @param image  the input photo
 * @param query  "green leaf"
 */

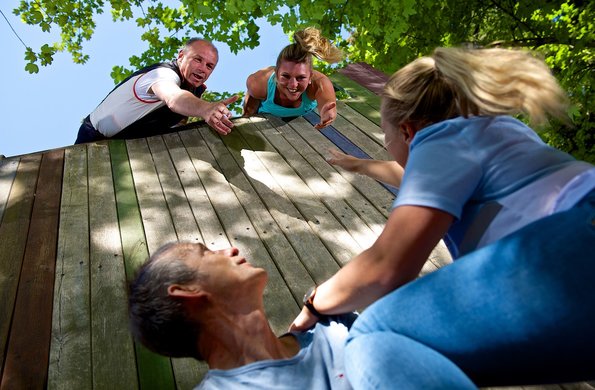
xmin=30 ymin=10 xmax=43 ymax=24
xmin=25 ymin=62 xmax=39 ymax=73
xmin=13 ymin=0 xmax=594 ymax=162
xmin=24 ymin=48 xmax=37 ymax=62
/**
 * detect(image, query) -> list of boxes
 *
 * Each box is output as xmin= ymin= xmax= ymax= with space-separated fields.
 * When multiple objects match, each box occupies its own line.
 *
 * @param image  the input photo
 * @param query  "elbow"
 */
xmin=164 ymin=96 xmax=181 ymax=113
xmin=159 ymin=93 xmax=175 ymax=109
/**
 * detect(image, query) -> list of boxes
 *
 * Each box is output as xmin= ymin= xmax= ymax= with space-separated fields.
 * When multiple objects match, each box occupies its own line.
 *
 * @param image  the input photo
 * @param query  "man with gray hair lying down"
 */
xmin=128 ymin=242 xmax=355 ymax=389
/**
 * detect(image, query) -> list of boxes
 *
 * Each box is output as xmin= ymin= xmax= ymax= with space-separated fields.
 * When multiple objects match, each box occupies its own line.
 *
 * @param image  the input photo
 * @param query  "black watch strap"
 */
xmin=303 ymin=286 xmax=323 ymax=318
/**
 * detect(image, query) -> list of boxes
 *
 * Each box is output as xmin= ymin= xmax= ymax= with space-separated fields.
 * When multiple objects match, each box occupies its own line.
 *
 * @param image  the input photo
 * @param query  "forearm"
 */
xmin=314 ymin=238 xmax=429 ymax=314
xmin=312 ymin=206 xmax=453 ymax=315
xmin=314 ymin=248 xmax=408 ymax=314
xmin=164 ymin=90 xmax=211 ymax=118
xmin=290 ymin=206 xmax=453 ymax=331
xmin=356 ymin=160 xmax=404 ymax=188
xmin=243 ymin=94 xmax=261 ymax=117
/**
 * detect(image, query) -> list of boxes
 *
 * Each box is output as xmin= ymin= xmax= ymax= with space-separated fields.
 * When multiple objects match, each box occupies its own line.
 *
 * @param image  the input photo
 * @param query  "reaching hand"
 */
xmin=326 ymin=148 xmax=362 ymax=173
xmin=315 ymin=101 xmax=337 ymax=129
xmin=204 ymin=95 xmax=239 ymax=135
xmin=289 ymin=306 xmax=321 ymax=332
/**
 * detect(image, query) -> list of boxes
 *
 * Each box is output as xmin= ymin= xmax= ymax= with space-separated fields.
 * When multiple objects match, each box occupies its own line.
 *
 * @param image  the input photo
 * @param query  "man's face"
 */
xmin=275 ymin=60 xmax=312 ymax=103
xmin=177 ymin=41 xmax=218 ymax=88
xmin=180 ymin=243 xmax=267 ymax=294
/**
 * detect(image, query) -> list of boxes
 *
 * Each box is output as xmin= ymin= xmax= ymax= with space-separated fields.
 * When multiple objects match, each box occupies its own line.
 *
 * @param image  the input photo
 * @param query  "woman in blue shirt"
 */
xmin=291 ymin=47 xmax=595 ymax=388
xmin=243 ymin=27 xmax=342 ymax=129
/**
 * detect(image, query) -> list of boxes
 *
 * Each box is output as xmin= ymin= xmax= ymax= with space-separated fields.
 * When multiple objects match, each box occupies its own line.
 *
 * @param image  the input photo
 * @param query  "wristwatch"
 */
xmin=303 ymin=286 xmax=323 ymax=318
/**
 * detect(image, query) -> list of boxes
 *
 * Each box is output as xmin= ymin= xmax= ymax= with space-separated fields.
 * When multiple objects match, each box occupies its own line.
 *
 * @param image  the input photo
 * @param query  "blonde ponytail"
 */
xmin=276 ymin=27 xmax=343 ymax=69
xmin=294 ymin=27 xmax=343 ymax=63
xmin=382 ymin=47 xmax=569 ymax=129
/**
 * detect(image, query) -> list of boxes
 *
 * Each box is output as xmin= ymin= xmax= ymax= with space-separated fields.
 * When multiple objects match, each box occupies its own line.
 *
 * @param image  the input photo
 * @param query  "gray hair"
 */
xmin=128 ymin=243 xmax=203 ymax=359
xmin=184 ymin=37 xmax=218 ymax=57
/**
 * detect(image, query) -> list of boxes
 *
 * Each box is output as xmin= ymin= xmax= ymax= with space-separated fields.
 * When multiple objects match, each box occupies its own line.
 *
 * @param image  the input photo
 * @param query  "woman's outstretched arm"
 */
xmin=327 ymin=148 xmax=404 ymax=188
xmin=290 ymin=205 xmax=453 ymax=331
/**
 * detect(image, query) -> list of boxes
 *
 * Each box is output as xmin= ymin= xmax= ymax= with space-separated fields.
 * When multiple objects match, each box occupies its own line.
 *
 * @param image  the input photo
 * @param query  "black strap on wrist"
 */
xmin=303 ymin=286 xmax=323 ymax=318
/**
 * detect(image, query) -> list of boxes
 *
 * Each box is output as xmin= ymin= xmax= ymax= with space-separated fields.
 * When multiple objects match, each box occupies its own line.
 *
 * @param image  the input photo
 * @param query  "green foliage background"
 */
xmin=14 ymin=0 xmax=594 ymax=162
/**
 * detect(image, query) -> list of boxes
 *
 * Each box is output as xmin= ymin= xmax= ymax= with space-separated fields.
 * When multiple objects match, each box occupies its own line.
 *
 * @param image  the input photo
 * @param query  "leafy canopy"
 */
xmin=14 ymin=0 xmax=594 ymax=161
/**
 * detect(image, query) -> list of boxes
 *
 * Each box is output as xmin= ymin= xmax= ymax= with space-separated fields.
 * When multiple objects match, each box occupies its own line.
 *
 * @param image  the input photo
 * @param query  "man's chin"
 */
xmin=187 ymin=76 xmax=205 ymax=88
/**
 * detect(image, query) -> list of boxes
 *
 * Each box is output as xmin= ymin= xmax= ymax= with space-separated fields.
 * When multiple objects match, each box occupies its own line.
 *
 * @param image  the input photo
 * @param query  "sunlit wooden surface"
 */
xmin=0 ymin=64 xmax=591 ymax=390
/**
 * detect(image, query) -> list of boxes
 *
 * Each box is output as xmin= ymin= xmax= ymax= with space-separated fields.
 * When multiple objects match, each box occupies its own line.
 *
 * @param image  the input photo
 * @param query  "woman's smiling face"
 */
xmin=275 ymin=61 xmax=312 ymax=104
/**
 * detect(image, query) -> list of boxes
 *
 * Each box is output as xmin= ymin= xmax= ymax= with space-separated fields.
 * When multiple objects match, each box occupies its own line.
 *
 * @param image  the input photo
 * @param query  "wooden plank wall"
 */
xmin=0 ymin=62 xmax=592 ymax=390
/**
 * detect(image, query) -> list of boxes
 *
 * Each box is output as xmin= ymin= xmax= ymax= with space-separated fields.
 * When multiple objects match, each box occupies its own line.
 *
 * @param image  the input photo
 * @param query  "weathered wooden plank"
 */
xmin=197 ymin=121 xmax=321 ymax=295
xmin=88 ymin=142 xmax=138 ymax=389
xmin=332 ymin=72 xmax=382 ymax=103
xmin=161 ymin=133 xmax=228 ymax=251
xmin=302 ymin=110 xmax=398 ymax=196
xmin=268 ymin=117 xmax=388 ymax=237
xmin=180 ymin=127 xmax=299 ymax=334
xmin=331 ymin=72 xmax=382 ymax=126
xmin=1 ymin=149 xmax=63 ymax=389
xmin=254 ymin=117 xmax=380 ymax=252
xmin=126 ymin=138 xmax=177 ymax=253
xmin=48 ymin=146 xmax=92 ymax=390
xmin=146 ymin=135 xmax=203 ymax=244
xmin=0 ymin=158 xmax=19 ymax=223
xmin=335 ymin=100 xmax=386 ymax=150
xmin=241 ymin=119 xmax=364 ymax=266
xmin=143 ymin=135 xmax=206 ymax=389
xmin=109 ymin=140 xmax=175 ymax=390
xmin=327 ymin=104 xmax=388 ymax=160
xmin=0 ymin=156 xmax=41 ymax=382
xmin=265 ymin=116 xmax=395 ymax=219
xmin=338 ymin=62 xmax=389 ymax=95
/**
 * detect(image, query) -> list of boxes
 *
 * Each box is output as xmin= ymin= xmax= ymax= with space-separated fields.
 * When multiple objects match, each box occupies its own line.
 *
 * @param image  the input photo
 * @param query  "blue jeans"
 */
xmin=345 ymin=191 xmax=595 ymax=389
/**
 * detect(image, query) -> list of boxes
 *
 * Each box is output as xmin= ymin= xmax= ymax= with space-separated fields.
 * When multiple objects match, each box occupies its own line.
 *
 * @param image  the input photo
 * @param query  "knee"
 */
xmin=345 ymin=333 xmax=477 ymax=390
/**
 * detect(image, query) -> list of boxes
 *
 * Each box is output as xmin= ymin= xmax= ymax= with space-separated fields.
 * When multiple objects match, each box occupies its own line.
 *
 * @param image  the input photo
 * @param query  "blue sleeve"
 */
xmin=393 ymin=121 xmax=483 ymax=219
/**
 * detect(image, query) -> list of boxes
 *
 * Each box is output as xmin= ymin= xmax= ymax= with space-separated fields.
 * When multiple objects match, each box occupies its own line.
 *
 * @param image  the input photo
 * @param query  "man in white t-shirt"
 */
xmin=75 ymin=38 xmax=238 ymax=144
xmin=128 ymin=242 xmax=354 ymax=390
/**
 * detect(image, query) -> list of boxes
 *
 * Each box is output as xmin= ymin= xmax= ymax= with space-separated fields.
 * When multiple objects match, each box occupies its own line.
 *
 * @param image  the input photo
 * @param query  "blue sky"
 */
xmin=1 ymin=1 xmax=289 ymax=157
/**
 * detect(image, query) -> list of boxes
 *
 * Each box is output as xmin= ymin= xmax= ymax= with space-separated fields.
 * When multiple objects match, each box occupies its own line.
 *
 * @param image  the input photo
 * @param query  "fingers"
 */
xmin=315 ymin=120 xmax=333 ymax=129
xmin=327 ymin=148 xmax=343 ymax=162
xmin=210 ymin=117 xmax=233 ymax=135
xmin=315 ymin=117 xmax=335 ymax=129
xmin=316 ymin=102 xmax=337 ymax=129
xmin=328 ymin=148 xmax=341 ymax=156
xmin=323 ymin=101 xmax=337 ymax=111
xmin=208 ymin=102 xmax=235 ymax=135
xmin=222 ymin=95 xmax=240 ymax=105
xmin=289 ymin=307 xmax=320 ymax=332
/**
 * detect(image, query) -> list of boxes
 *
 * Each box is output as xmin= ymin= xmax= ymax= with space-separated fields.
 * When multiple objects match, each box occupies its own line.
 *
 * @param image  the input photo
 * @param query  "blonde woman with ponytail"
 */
xmin=243 ymin=27 xmax=343 ymax=129
xmin=292 ymin=47 xmax=595 ymax=388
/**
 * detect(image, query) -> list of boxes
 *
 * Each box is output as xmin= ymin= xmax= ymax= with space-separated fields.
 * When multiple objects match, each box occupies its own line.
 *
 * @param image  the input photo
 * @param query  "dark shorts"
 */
xmin=75 ymin=116 xmax=107 ymax=144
